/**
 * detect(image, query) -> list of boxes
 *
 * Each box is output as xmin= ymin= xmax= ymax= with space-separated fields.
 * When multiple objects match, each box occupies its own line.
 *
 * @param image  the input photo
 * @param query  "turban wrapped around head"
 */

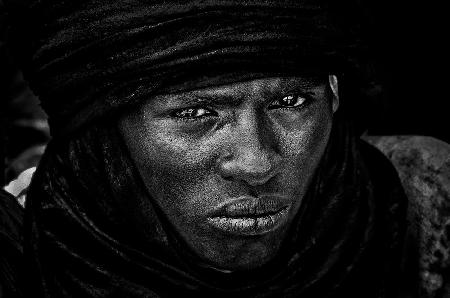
xmin=5 ymin=0 xmax=367 ymax=136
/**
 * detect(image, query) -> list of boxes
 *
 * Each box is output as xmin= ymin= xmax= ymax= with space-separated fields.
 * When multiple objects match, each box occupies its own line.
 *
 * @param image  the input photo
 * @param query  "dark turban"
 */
xmin=6 ymin=0 xmax=367 ymax=136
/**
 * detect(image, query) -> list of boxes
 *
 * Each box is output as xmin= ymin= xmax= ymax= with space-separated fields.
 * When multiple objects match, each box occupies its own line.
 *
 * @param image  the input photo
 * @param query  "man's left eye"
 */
xmin=269 ymin=94 xmax=308 ymax=109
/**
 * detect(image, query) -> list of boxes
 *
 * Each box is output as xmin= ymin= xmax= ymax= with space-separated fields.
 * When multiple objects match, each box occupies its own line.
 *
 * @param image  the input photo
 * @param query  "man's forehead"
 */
xmin=188 ymin=76 xmax=326 ymax=96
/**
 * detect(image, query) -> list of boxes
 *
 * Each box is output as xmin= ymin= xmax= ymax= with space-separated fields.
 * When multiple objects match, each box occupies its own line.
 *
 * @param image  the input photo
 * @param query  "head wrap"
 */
xmin=6 ymin=0 xmax=367 ymax=136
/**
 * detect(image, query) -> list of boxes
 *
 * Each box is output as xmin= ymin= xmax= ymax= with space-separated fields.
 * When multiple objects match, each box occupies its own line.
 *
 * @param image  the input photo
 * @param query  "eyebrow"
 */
xmin=278 ymin=77 xmax=326 ymax=90
xmin=155 ymin=77 xmax=326 ymax=107
xmin=168 ymin=93 xmax=245 ymax=107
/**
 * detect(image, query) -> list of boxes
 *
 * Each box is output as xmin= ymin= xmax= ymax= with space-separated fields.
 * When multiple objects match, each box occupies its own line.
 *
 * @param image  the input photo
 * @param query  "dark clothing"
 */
xmin=0 ymin=189 xmax=23 ymax=298
xmin=13 ymin=117 xmax=407 ymax=298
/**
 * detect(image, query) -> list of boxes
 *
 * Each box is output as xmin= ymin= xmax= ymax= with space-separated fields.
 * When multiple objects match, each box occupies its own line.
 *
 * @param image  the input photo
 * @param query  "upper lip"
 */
xmin=208 ymin=195 xmax=290 ymax=218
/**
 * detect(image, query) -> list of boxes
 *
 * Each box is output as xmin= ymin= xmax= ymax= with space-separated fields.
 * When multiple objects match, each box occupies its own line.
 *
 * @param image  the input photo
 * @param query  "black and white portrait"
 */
xmin=0 ymin=1 xmax=448 ymax=297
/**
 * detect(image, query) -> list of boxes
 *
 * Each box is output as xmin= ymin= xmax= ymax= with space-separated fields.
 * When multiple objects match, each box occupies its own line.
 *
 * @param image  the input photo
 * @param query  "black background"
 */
xmin=358 ymin=1 xmax=448 ymax=142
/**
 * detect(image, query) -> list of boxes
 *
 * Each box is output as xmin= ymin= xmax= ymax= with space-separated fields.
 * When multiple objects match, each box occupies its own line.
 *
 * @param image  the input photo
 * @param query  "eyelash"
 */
xmin=268 ymin=93 xmax=311 ymax=110
xmin=170 ymin=93 xmax=311 ymax=121
xmin=170 ymin=107 xmax=216 ymax=122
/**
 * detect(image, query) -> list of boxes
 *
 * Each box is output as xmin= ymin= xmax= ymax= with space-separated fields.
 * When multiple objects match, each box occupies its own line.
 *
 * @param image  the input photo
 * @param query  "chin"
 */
xmin=198 ymin=231 xmax=285 ymax=271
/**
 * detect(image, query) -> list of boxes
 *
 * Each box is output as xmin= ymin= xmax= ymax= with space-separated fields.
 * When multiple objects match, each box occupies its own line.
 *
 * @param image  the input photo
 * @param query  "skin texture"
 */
xmin=119 ymin=76 xmax=339 ymax=270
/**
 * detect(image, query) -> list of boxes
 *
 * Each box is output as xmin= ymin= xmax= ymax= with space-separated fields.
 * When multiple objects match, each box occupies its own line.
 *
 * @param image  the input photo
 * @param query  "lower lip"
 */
xmin=206 ymin=207 xmax=290 ymax=236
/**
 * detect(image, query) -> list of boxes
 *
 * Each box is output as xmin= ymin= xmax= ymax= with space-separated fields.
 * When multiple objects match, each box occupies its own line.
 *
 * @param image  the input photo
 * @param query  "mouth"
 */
xmin=206 ymin=196 xmax=291 ymax=236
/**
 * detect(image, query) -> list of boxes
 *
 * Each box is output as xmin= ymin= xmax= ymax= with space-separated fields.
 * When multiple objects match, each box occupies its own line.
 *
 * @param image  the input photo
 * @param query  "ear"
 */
xmin=328 ymin=75 xmax=339 ymax=113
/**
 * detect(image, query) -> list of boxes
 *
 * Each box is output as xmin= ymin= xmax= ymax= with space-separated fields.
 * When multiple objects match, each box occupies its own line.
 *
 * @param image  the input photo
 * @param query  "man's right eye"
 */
xmin=171 ymin=107 xmax=215 ymax=119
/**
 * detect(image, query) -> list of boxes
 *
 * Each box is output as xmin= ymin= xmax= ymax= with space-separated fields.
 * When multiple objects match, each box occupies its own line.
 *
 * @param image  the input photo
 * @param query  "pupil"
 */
xmin=284 ymin=95 xmax=295 ymax=106
xmin=179 ymin=109 xmax=195 ymax=117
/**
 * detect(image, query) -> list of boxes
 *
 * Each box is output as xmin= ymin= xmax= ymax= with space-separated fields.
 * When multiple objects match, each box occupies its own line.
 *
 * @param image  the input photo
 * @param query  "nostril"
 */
xmin=220 ymin=168 xmax=276 ymax=186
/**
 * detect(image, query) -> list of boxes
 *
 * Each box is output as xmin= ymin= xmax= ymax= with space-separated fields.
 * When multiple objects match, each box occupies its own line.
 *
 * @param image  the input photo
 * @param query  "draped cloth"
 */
xmin=22 ymin=113 xmax=407 ymax=298
xmin=0 ymin=189 xmax=23 ymax=298
xmin=6 ymin=0 xmax=367 ymax=137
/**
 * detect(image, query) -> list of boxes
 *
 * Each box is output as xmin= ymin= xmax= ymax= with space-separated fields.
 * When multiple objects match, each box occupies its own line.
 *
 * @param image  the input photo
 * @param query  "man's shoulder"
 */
xmin=363 ymin=136 xmax=449 ymax=169
xmin=363 ymin=135 xmax=450 ymax=298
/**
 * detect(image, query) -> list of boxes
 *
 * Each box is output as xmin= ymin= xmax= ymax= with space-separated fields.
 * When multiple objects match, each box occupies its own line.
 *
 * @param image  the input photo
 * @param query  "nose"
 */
xmin=218 ymin=110 xmax=281 ymax=186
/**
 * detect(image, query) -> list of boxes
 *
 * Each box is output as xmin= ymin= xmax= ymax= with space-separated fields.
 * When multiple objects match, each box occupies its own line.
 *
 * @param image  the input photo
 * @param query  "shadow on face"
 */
xmin=119 ymin=76 xmax=338 ymax=270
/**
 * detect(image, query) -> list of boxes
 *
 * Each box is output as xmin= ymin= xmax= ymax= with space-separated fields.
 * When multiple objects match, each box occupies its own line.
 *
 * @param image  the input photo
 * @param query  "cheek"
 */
xmin=274 ymin=103 xmax=333 ymax=201
xmin=119 ymin=117 xmax=222 ymax=221
xmin=279 ymin=104 xmax=332 ymax=164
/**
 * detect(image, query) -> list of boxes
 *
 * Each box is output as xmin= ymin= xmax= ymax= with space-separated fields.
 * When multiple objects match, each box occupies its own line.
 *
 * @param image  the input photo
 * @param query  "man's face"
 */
xmin=119 ymin=76 xmax=338 ymax=270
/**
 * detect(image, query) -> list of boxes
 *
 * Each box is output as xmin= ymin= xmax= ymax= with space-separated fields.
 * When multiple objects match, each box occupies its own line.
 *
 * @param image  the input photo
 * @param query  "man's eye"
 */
xmin=270 ymin=94 xmax=308 ymax=109
xmin=171 ymin=107 xmax=213 ymax=119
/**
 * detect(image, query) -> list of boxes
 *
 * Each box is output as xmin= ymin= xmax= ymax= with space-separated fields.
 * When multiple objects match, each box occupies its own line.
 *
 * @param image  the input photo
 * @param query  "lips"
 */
xmin=206 ymin=196 xmax=291 ymax=236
